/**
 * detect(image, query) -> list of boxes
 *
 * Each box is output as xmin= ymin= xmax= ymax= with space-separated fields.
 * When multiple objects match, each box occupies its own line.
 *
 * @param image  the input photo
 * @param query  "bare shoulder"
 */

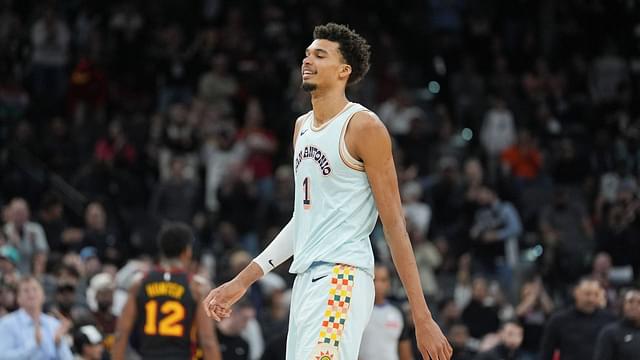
xmin=348 ymin=110 xmax=392 ymax=160
xmin=349 ymin=110 xmax=387 ymax=134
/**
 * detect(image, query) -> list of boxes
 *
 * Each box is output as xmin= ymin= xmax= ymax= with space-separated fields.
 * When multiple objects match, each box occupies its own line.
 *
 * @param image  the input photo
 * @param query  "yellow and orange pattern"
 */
xmin=316 ymin=264 xmax=356 ymax=349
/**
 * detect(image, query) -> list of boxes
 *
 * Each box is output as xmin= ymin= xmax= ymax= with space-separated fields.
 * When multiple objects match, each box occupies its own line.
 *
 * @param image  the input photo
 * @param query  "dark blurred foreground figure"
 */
xmin=539 ymin=278 xmax=615 ymax=360
xmin=593 ymin=288 xmax=640 ymax=360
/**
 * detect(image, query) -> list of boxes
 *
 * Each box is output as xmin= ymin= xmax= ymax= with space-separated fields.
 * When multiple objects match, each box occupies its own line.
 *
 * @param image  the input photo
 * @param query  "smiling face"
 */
xmin=301 ymin=39 xmax=351 ymax=92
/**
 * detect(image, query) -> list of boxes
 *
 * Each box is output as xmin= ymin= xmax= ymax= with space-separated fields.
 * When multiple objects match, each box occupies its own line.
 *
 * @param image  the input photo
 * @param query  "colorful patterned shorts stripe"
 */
xmin=316 ymin=264 xmax=356 ymax=348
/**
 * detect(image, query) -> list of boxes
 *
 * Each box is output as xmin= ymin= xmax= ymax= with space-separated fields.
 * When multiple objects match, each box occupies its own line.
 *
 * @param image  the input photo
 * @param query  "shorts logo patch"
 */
xmin=316 ymin=351 xmax=334 ymax=360
xmin=313 ymin=264 xmax=355 ymax=359
xmin=312 ymin=343 xmax=338 ymax=360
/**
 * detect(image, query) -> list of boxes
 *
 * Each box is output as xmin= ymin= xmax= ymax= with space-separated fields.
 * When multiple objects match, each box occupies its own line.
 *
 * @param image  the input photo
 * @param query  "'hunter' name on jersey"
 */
xmin=145 ymin=282 xmax=185 ymax=299
xmin=295 ymin=145 xmax=332 ymax=175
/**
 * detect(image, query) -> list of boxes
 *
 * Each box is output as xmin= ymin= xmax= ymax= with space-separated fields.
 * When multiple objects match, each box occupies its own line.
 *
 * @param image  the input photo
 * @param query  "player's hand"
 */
xmin=415 ymin=317 xmax=452 ymax=360
xmin=203 ymin=279 xmax=247 ymax=321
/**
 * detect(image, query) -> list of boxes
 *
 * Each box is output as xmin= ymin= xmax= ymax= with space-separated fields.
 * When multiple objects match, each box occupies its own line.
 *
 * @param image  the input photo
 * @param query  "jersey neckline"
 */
xmin=310 ymin=102 xmax=355 ymax=132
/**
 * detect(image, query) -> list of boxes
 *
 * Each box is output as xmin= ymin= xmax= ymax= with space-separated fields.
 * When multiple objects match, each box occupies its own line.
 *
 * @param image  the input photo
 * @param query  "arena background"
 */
xmin=0 ymin=0 xmax=639 ymax=359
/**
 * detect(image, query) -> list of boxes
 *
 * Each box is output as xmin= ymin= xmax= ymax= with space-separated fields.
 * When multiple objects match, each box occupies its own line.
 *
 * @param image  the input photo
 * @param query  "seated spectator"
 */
xmin=594 ymin=288 xmax=640 ymax=360
xmin=500 ymin=130 xmax=543 ymax=183
xmin=469 ymin=187 xmax=522 ymax=287
xmin=0 ymin=244 xmax=21 ymax=286
xmin=447 ymin=322 xmax=477 ymax=360
xmin=515 ymin=275 xmax=554 ymax=360
xmin=462 ymin=276 xmax=500 ymax=340
xmin=539 ymin=278 xmax=616 ymax=360
xmin=149 ymin=156 xmax=200 ymax=223
xmin=0 ymin=276 xmax=73 ymax=359
xmin=72 ymin=324 xmax=104 ymax=360
xmin=217 ymin=298 xmax=255 ymax=360
xmin=3 ymin=198 xmax=49 ymax=274
xmin=85 ymin=273 xmax=116 ymax=350
xmin=94 ymin=120 xmax=137 ymax=170
xmin=539 ymin=188 xmax=594 ymax=289
xmin=82 ymin=202 xmax=120 ymax=266
xmin=0 ymin=282 xmax=17 ymax=316
xmin=475 ymin=321 xmax=525 ymax=360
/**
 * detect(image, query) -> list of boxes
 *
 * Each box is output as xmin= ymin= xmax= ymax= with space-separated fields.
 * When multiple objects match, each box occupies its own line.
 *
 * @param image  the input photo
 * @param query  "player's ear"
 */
xmin=339 ymin=64 xmax=352 ymax=80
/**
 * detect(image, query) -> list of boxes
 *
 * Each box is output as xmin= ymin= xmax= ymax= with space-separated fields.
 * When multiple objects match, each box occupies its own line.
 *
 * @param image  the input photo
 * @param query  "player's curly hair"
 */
xmin=313 ymin=23 xmax=371 ymax=86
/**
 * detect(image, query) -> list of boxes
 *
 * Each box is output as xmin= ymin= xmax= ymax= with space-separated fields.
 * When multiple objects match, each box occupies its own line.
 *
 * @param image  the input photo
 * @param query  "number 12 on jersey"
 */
xmin=144 ymin=300 xmax=185 ymax=337
xmin=303 ymin=177 xmax=311 ymax=210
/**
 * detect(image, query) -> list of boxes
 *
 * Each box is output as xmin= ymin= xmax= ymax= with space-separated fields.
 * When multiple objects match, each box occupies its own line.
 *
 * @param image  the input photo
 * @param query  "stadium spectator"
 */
xmin=539 ymin=278 xmax=616 ymax=360
xmin=0 ymin=276 xmax=73 ymax=359
xmin=474 ymin=320 xmax=525 ymax=360
xmin=3 ymin=198 xmax=48 ymax=274
xmin=72 ymin=324 xmax=105 ymax=360
xmin=217 ymin=299 xmax=255 ymax=360
xmin=593 ymin=288 xmax=640 ymax=360
xmin=515 ymin=275 xmax=554 ymax=360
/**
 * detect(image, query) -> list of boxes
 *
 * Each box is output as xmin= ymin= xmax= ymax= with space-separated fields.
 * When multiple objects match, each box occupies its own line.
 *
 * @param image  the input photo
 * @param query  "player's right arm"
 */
xmin=111 ymin=280 xmax=141 ymax=360
xmin=203 ymin=115 xmax=305 ymax=320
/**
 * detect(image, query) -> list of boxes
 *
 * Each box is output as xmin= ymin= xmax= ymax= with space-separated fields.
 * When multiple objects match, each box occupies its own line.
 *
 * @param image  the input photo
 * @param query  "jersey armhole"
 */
xmin=294 ymin=111 xmax=313 ymax=147
xmin=339 ymin=111 xmax=367 ymax=172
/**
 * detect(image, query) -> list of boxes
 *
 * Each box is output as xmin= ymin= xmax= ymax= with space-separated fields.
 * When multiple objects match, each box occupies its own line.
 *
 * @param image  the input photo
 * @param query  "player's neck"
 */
xmin=160 ymin=258 xmax=185 ymax=270
xmin=310 ymin=89 xmax=349 ymax=126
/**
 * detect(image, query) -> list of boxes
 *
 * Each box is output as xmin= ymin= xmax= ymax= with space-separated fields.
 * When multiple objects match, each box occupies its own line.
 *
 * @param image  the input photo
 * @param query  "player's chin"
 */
xmin=301 ymin=81 xmax=317 ymax=92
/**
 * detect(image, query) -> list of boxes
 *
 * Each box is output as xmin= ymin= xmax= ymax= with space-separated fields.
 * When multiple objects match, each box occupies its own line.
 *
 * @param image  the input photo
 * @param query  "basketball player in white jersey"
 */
xmin=203 ymin=23 xmax=452 ymax=360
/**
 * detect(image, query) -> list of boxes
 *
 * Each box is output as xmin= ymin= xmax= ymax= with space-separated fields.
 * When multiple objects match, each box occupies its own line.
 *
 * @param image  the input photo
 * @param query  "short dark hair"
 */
xmin=40 ymin=192 xmax=62 ymax=211
xmin=157 ymin=222 xmax=193 ymax=259
xmin=501 ymin=319 xmax=522 ymax=329
xmin=313 ymin=23 xmax=371 ymax=86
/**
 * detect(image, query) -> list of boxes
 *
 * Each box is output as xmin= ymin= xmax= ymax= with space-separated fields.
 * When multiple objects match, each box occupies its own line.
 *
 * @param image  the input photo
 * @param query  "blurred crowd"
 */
xmin=0 ymin=0 xmax=639 ymax=359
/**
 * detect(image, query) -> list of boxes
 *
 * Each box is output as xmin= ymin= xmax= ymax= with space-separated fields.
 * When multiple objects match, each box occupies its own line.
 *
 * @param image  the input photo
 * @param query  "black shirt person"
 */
xmin=539 ymin=278 xmax=616 ymax=360
xmin=593 ymin=288 xmax=640 ymax=360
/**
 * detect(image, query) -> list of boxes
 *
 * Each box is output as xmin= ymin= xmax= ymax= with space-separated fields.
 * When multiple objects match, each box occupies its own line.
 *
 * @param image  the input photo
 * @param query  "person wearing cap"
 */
xmin=0 ymin=245 xmax=21 ymax=286
xmin=86 ymin=272 xmax=116 ymax=351
xmin=0 ymin=276 xmax=73 ymax=359
xmin=73 ymin=325 xmax=104 ymax=360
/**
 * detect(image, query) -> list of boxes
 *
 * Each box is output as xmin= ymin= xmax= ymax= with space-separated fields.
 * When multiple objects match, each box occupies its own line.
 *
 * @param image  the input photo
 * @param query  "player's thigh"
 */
xmin=333 ymin=268 xmax=374 ymax=360
xmin=290 ymin=263 xmax=374 ymax=360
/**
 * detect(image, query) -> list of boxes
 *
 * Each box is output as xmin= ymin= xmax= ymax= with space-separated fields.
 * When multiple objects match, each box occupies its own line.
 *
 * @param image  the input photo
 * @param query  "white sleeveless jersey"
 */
xmin=290 ymin=102 xmax=378 ymax=275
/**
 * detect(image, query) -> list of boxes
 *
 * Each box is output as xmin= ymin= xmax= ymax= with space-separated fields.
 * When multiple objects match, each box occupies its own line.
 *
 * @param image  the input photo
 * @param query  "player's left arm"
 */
xmin=191 ymin=277 xmax=222 ymax=360
xmin=348 ymin=111 xmax=452 ymax=360
xmin=111 ymin=280 xmax=140 ymax=360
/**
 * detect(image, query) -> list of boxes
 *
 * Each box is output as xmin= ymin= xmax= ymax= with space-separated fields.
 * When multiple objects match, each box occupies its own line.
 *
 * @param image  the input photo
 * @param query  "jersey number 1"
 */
xmin=144 ymin=300 xmax=185 ymax=337
xmin=303 ymin=177 xmax=311 ymax=209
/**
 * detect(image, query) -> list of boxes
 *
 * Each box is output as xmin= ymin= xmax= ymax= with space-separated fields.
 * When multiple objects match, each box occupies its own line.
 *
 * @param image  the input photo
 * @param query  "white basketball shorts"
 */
xmin=286 ymin=262 xmax=374 ymax=360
